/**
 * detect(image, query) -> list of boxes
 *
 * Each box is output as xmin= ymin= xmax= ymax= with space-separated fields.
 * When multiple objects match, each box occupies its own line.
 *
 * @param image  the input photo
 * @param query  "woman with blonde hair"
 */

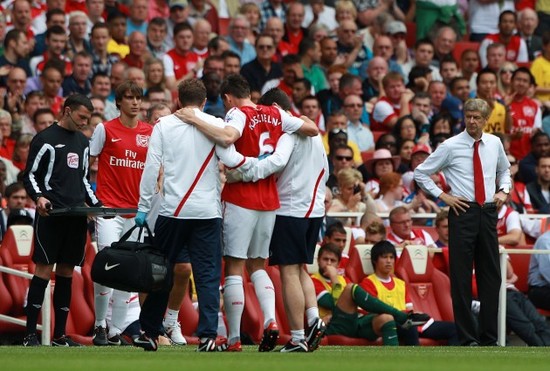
xmin=239 ymin=2 xmax=261 ymax=45
xmin=497 ymin=62 xmax=517 ymax=100
xmin=329 ymin=168 xmax=366 ymax=226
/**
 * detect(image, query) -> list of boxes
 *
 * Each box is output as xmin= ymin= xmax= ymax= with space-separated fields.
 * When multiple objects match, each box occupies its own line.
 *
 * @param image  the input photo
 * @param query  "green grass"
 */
xmin=2 ymin=346 xmax=550 ymax=371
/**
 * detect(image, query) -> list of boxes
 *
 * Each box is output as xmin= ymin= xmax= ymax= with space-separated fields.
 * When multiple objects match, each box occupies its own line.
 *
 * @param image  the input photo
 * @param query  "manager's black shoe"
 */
xmin=134 ymin=333 xmax=158 ymax=352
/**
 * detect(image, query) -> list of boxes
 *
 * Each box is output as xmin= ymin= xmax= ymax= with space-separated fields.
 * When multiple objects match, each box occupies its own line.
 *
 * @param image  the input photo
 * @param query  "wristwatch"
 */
xmin=498 ymin=187 xmax=510 ymax=195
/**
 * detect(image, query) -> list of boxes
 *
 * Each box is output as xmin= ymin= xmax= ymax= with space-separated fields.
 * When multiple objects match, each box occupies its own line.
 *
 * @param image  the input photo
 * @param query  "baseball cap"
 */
xmin=169 ymin=0 xmax=188 ymax=9
xmin=385 ymin=21 xmax=407 ymax=35
xmin=411 ymin=144 xmax=432 ymax=156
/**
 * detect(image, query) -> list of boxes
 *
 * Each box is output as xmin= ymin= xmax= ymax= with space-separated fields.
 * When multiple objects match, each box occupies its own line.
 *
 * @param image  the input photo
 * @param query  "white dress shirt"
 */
xmin=414 ymin=131 xmax=511 ymax=203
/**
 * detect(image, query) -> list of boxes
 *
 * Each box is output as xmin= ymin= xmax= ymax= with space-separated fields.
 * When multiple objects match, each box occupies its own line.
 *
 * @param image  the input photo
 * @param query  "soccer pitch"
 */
xmin=2 ymin=346 xmax=550 ymax=371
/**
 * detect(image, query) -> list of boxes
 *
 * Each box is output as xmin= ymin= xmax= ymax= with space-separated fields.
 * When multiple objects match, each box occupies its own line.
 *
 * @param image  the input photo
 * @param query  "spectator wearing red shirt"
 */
xmin=162 ymin=22 xmax=200 ymax=91
xmin=371 ymin=72 xmax=413 ymax=132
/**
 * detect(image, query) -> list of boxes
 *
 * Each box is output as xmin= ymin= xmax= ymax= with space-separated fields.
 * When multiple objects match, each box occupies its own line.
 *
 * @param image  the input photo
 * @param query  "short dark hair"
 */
xmin=73 ymin=50 xmax=92 ymax=63
xmin=220 ymin=74 xmax=250 ymax=99
xmin=63 ymin=93 xmax=94 ymax=112
xmin=298 ymin=95 xmax=319 ymax=110
xmin=46 ymin=8 xmax=65 ymax=23
xmin=115 ymin=81 xmax=143 ymax=109
xmin=531 ymin=131 xmax=550 ymax=146
xmin=5 ymin=182 xmax=26 ymax=199
xmin=91 ymin=72 xmax=110 ymax=85
xmin=449 ymin=76 xmax=469 ymax=92
xmin=414 ymin=38 xmax=434 ymax=50
xmin=178 ymin=78 xmax=207 ymax=107
xmin=258 ymin=88 xmax=291 ymax=111
xmin=91 ymin=22 xmax=109 ymax=37
xmin=4 ymin=29 xmax=24 ymax=49
xmin=370 ymin=240 xmax=396 ymax=268
xmin=33 ymin=108 xmax=54 ymax=123
xmin=107 ymin=11 xmax=126 ymax=24
xmin=512 ymin=67 xmax=535 ymax=85
xmin=318 ymin=243 xmax=342 ymax=263
xmin=476 ymin=67 xmax=497 ymax=86
xmin=298 ymin=37 xmax=316 ymax=57
xmin=499 ymin=10 xmax=516 ymax=24
xmin=326 ymin=221 xmax=346 ymax=238
xmin=294 ymin=77 xmax=312 ymax=91
xmin=282 ymin=54 xmax=301 ymax=66
xmin=543 ymin=31 xmax=550 ymax=46
xmin=221 ymin=50 xmax=240 ymax=62
xmin=46 ymin=25 xmax=66 ymax=39
xmin=173 ymin=22 xmax=193 ymax=37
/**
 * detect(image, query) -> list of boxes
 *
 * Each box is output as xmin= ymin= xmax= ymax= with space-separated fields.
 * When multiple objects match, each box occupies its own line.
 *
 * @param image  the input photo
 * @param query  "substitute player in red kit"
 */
xmin=89 ymin=81 xmax=152 ymax=346
xmin=177 ymin=74 xmax=319 ymax=352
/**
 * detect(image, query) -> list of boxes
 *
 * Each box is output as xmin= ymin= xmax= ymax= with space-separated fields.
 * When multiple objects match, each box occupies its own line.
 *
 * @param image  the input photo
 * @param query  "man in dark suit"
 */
xmin=519 ymin=132 xmax=550 ymax=184
xmin=518 ymin=8 xmax=543 ymax=61
xmin=526 ymin=155 xmax=550 ymax=213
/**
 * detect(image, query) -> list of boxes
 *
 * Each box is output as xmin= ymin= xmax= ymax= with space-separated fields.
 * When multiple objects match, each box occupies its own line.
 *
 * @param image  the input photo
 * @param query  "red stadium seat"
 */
xmin=506 ymin=245 xmax=534 ymax=294
xmin=65 ymin=270 xmax=95 ymax=345
xmin=219 ymin=18 xmax=230 ymax=36
xmin=361 ymin=150 xmax=374 ymax=164
xmin=372 ymin=131 xmax=386 ymax=144
xmin=178 ymin=286 xmax=200 ymax=345
xmin=345 ymin=244 xmax=374 ymax=284
xmin=405 ymin=22 xmax=416 ymax=48
xmin=395 ymin=245 xmax=454 ymax=324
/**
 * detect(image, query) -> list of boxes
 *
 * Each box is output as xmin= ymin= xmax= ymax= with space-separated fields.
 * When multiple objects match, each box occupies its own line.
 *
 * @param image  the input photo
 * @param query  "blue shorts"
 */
xmin=268 ymin=216 xmax=322 ymax=266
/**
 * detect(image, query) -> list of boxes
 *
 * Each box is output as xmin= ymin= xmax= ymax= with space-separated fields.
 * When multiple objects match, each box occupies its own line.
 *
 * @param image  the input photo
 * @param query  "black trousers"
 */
xmin=448 ymin=203 xmax=500 ymax=346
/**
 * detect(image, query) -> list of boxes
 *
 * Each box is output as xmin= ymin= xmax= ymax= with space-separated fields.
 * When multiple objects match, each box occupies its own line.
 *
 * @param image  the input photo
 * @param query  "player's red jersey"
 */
xmin=94 ymin=118 xmax=152 ymax=208
xmin=221 ymin=105 xmax=304 ymax=210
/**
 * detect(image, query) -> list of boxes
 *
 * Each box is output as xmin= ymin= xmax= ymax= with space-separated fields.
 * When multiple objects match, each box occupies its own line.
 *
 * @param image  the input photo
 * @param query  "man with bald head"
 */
xmin=123 ymin=31 xmax=149 ymax=69
xmin=191 ymin=19 xmax=211 ymax=60
xmin=127 ymin=0 xmax=148 ymax=35
xmin=1 ymin=67 xmax=27 ymax=116
xmin=283 ymin=2 xmax=307 ymax=53
xmin=372 ymin=35 xmax=405 ymax=78
xmin=362 ymin=56 xmax=388 ymax=102
xmin=517 ymin=8 xmax=542 ymax=61
xmin=265 ymin=17 xmax=293 ymax=63
xmin=320 ymin=37 xmax=338 ymax=71
xmin=432 ymin=26 xmax=457 ymax=67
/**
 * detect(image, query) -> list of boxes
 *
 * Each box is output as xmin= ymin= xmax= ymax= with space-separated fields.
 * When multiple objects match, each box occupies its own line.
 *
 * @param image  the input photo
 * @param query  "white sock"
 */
xmin=93 ymin=283 xmax=112 ymax=328
xmin=291 ymin=329 xmax=305 ymax=343
xmin=250 ymin=270 xmax=276 ymax=328
xmin=164 ymin=309 xmax=179 ymax=327
xmin=306 ymin=307 xmax=320 ymax=327
xmin=223 ymin=275 xmax=244 ymax=344
xmin=108 ymin=290 xmax=131 ymax=337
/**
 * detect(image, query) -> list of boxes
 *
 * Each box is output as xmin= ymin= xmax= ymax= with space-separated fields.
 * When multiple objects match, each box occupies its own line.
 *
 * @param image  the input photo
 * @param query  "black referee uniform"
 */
xmin=22 ymin=121 xmax=101 ymax=344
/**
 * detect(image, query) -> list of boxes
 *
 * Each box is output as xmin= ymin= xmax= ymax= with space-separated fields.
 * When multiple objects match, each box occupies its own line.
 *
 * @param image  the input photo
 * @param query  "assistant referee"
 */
xmin=22 ymin=94 xmax=102 ymax=347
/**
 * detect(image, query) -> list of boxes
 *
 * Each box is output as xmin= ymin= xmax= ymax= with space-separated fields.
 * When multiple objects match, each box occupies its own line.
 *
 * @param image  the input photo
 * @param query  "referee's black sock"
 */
xmin=25 ymin=276 xmax=49 ymax=335
xmin=53 ymin=275 xmax=72 ymax=339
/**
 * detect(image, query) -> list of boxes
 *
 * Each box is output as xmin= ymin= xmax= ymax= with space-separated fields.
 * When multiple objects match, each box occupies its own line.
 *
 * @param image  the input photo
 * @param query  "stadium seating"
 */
xmin=65 ymin=270 xmax=95 ymax=345
xmin=219 ymin=18 xmax=230 ymax=36
xmin=395 ymin=245 xmax=454 ymax=323
xmin=405 ymin=22 xmax=416 ymax=48
xmin=345 ymin=244 xmax=374 ymax=283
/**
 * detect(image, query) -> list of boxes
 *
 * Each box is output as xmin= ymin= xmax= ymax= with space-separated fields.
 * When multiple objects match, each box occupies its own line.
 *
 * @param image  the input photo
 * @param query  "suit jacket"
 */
xmin=522 ymin=35 xmax=543 ymax=61
xmin=526 ymin=181 xmax=550 ymax=213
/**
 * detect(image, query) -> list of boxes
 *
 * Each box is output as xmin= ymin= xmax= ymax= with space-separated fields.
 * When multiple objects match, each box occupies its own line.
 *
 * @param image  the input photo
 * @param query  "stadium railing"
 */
xmin=0 ymin=265 xmax=51 ymax=345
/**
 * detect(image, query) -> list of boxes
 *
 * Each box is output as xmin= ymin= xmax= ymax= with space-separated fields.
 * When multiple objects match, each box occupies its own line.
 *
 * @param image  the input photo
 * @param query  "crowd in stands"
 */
xmin=1 ymin=0 xmax=550 ymax=347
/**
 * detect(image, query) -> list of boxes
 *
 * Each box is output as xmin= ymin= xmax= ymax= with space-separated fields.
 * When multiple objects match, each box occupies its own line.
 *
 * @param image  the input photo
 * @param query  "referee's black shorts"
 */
xmin=269 ymin=216 xmax=323 ymax=266
xmin=32 ymin=214 xmax=88 ymax=266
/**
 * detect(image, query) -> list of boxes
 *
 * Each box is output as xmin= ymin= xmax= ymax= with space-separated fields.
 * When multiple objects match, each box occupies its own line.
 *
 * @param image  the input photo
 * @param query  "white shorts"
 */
xmin=222 ymin=202 xmax=276 ymax=259
xmin=96 ymin=216 xmax=139 ymax=250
